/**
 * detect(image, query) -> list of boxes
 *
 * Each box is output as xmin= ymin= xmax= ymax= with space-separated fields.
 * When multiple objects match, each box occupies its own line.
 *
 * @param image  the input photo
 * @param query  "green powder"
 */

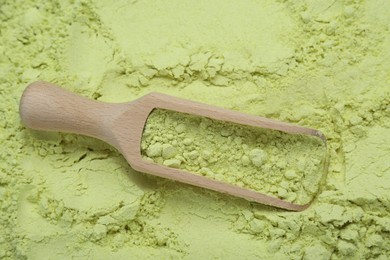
xmin=1 ymin=0 xmax=390 ymax=259
xmin=141 ymin=109 xmax=326 ymax=205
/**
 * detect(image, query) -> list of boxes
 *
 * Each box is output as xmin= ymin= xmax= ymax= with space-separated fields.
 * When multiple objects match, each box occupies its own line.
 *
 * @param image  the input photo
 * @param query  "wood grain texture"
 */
xmin=19 ymin=81 xmax=130 ymax=147
xmin=20 ymin=81 xmax=327 ymax=211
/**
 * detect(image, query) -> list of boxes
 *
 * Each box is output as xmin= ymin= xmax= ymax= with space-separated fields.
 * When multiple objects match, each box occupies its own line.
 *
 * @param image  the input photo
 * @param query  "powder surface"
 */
xmin=1 ymin=0 xmax=390 ymax=259
xmin=141 ymin=109 xmax=326 ymax=205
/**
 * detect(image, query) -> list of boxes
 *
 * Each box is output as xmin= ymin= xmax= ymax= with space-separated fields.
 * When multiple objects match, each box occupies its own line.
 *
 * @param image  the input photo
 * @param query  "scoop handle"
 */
xmin=19 ymin=81 xmax=123 ymax=145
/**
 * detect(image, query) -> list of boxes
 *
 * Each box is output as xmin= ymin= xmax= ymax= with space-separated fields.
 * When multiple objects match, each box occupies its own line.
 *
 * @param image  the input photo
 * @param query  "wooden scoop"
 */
xmin=20 ymin=81 xmax=326 ymax=211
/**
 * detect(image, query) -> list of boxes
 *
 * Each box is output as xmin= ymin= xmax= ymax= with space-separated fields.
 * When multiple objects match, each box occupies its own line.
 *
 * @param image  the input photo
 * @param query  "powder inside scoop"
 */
xmin=141 ymin=109 xmax=326 ymax=205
